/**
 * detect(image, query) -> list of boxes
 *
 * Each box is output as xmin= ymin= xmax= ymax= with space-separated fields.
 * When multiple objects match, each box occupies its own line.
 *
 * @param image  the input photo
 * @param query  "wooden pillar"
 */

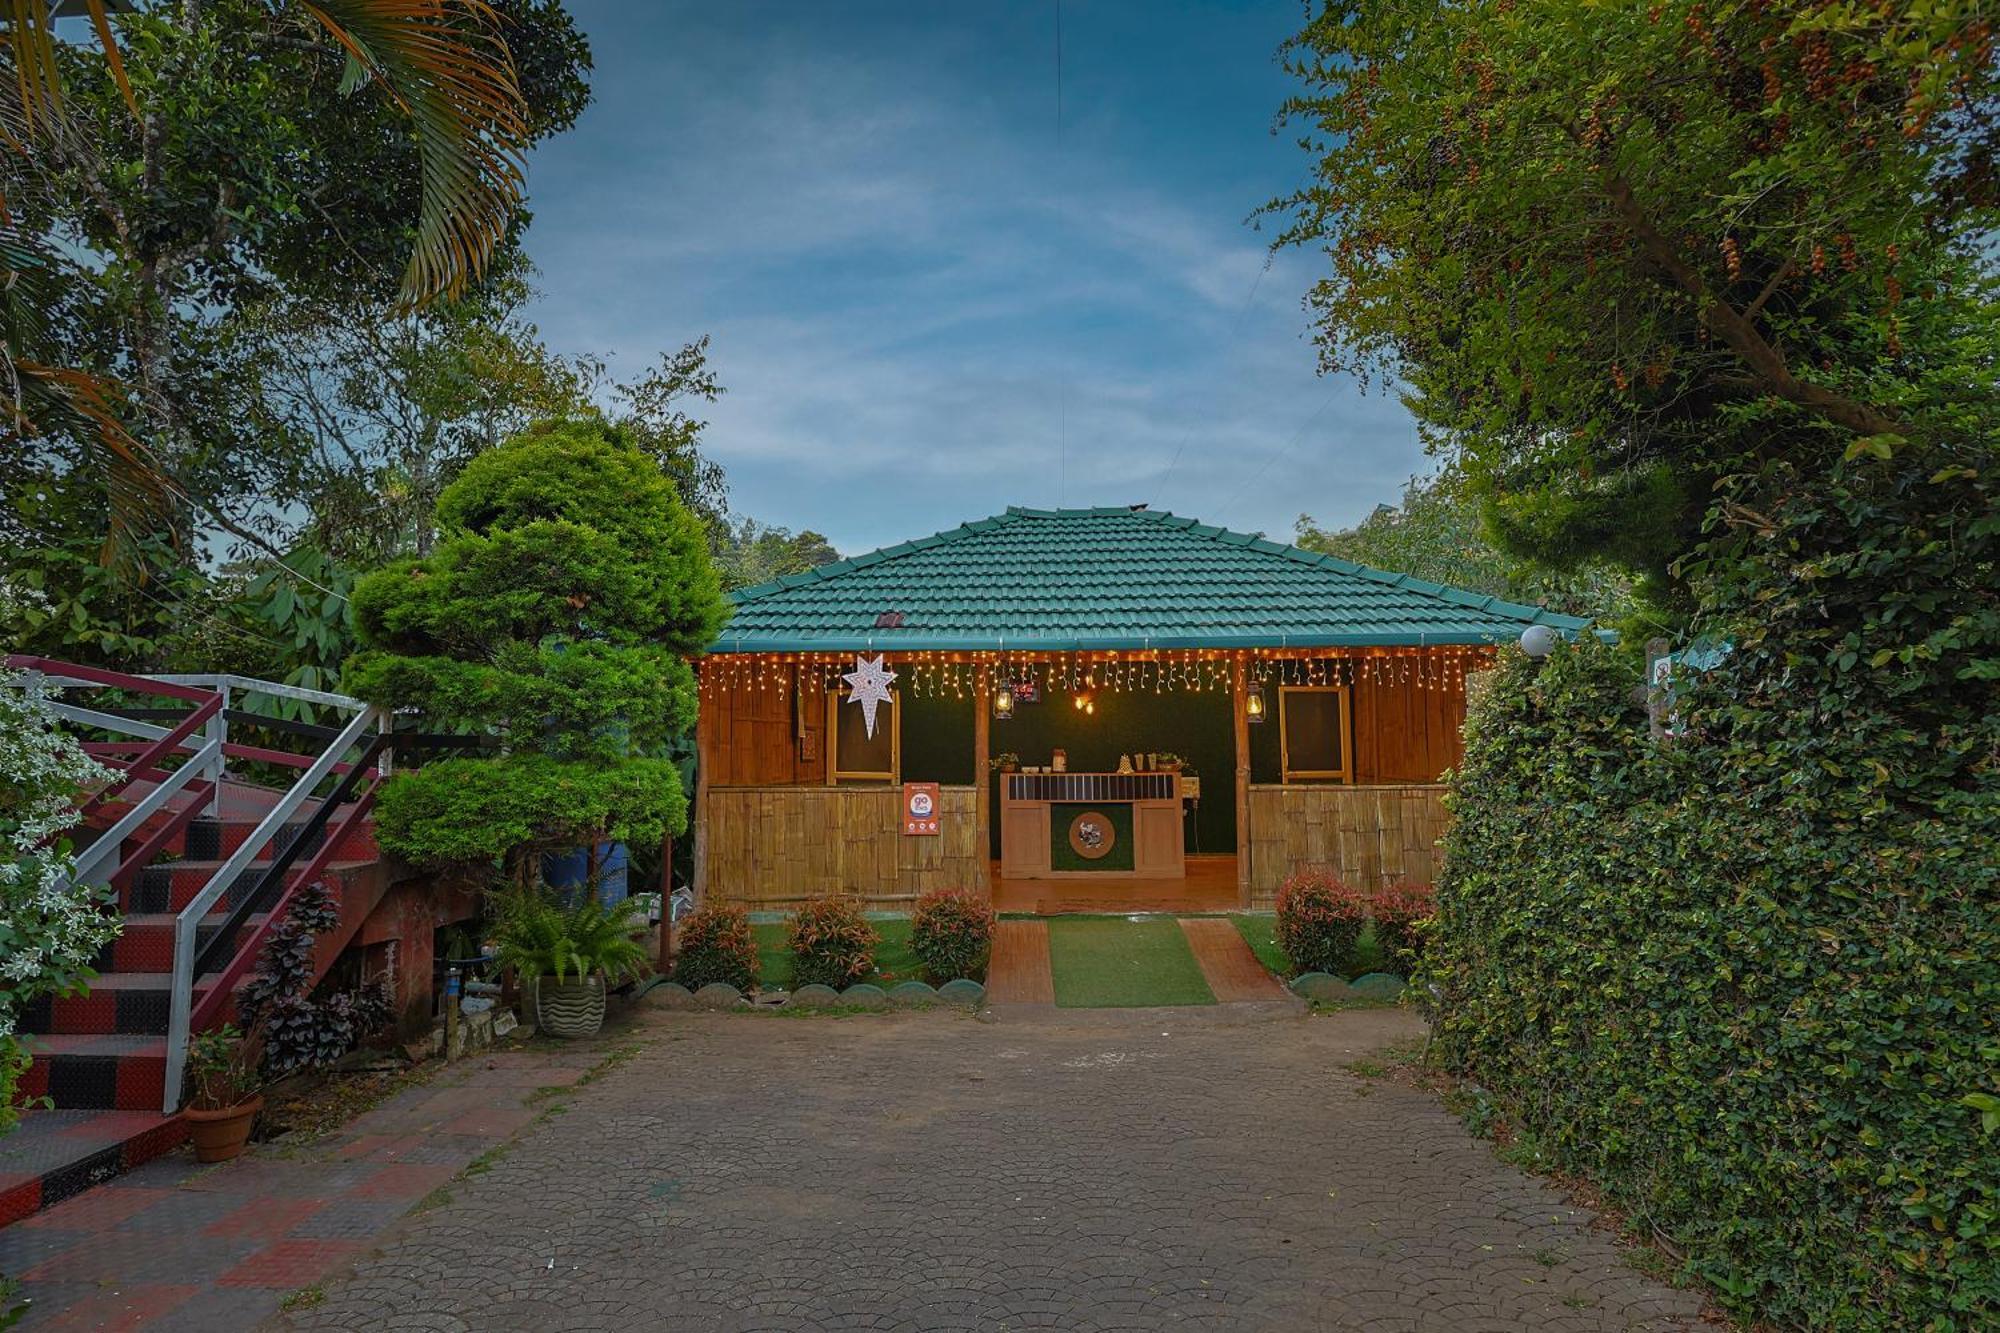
xmin=691 ymin=660 xmax=712 ymax=903
xmin=1232 ymin=652 xmax=1252 ymax=908
xmin=973 ymin=667 xmax=993 ymax=901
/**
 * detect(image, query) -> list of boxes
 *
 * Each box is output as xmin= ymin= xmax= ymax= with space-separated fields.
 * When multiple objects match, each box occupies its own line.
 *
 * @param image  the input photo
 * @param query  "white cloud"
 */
xmin=521 ymin=2 xmax=1429 ymax=554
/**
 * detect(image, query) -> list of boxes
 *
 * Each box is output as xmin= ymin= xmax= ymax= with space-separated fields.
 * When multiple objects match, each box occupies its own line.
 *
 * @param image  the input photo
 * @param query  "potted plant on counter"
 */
xmin=989 ymin=752 xmax=1020 ymax=774
xmin=182 ymin=1025 xmax=262 ymax=1162
xmin=494 ymin=887 xmax=651 ymax=1038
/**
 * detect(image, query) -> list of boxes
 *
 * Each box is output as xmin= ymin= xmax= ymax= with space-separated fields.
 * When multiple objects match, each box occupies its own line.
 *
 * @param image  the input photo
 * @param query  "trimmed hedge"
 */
xmin=1274 ymin=870 xmax=1368 ymax=976
xmin=909 ymin=889 xmax=995 ymax=983
xmin=1430 ymin=634 xmax=1996 ymax=1330
xmin=787 ymin=897 xmax=875 ymax=990
xmin=672 ymin=904 xmax=758 ymax=992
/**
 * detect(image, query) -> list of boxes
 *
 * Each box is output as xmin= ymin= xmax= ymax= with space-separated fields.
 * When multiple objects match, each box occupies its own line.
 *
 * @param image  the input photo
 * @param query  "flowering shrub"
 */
xmin=910 ymin=889 xmax=995 ymax=983
xmin=1371 ymin=882 xmax=1435 ymax=978
xmin=0 ymin=669 xmax=123 ymax=1134
xmin=1274 ymin=869 xmax=1367 ymax=977
xmin=671 ymin=903 xmax=758 ymax=991
xmin=787 ymin=896 xmax=875 ymax=989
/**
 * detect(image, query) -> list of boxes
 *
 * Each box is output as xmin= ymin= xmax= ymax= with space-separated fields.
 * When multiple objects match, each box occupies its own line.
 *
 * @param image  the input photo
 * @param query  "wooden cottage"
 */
xmin=692 ymin=505 xmax=1590 ymax=914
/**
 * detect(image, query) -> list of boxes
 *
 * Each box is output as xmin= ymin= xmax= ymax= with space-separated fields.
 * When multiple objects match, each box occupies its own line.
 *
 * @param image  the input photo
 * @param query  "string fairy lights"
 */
xmin=694 ymin=646 xmax=1494 ymax=703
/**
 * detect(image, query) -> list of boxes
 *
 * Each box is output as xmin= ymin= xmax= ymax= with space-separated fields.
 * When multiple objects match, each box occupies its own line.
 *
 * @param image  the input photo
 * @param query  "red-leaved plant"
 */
xmin=1371 ymin=882 xmax=1435 ymax=979
xmin=1275 ymin=869 xmax=1368 ymax=977
xmin=910 ymin=889 xmax=995 ymax=983
xmin=672 ymin=904 xmax=759 ymax=992
xmin=788 ymin=896 xmax=876 ymax=989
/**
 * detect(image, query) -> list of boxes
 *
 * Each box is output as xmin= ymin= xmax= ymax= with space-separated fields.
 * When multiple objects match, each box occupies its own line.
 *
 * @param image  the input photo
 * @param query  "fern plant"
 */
xmin=492 ymin=886 xmax=650 ymax=984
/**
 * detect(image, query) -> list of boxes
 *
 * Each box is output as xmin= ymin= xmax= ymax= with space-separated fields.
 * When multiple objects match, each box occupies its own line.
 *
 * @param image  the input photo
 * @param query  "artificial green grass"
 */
xmin=1046 ymin=916 xmax=1216 ymax=1008
xmin=1229 ymin=914 xmax=1385 ymax=979
xmin=751 ymin=918 xmax=921 ymax=991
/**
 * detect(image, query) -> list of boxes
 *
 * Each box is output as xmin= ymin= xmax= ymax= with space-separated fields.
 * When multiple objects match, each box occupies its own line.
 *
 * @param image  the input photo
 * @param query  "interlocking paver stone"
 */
xmin=276 ymin=1007 xmax=1711 ymax=1332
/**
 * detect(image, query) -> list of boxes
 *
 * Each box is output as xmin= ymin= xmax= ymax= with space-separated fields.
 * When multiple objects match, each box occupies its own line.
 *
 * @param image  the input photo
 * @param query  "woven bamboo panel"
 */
xmin=1244 ymin=784 xmax=1450 ymax=908
xmin=703 ymin=785 xmax=983 ymax=910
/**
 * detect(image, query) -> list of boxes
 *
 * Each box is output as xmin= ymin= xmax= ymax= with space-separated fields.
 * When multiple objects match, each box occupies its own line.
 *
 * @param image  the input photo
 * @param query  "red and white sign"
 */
xmin=902 ymin=782 xmax=941 ymax=836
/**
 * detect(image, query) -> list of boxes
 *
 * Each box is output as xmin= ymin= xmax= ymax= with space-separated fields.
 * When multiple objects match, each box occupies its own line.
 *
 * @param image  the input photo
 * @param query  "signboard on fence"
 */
xmin=901 ymin=782 xmax=941 ymax=836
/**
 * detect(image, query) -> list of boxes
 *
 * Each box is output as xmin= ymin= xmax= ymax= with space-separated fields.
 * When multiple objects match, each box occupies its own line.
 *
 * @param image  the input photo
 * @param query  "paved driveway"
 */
xmin=282 ymin=1005 xmax=1707 ymax=1332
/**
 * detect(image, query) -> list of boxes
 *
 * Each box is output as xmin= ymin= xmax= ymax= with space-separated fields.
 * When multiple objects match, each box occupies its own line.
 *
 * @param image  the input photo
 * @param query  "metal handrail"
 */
xmin=67 ymin=737 xmax=219 ymax=889
xmin=191 ymin=730 xmax=390 ymax=981
xmin=187 ymin=736 xmax=391 ymax=1039
xmin=4 ymin=657 xmax=392 ymax=1115
xmin=161 ymin=701 xmax=383 ymax=1112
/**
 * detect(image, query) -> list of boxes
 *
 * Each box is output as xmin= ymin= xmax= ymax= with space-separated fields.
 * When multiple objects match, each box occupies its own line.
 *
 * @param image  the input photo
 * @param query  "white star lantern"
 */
xmin=842 ymin=653 xmax=897 ymax=739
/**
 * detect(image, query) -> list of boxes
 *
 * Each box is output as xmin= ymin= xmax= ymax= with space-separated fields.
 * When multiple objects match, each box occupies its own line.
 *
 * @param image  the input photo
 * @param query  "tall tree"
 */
xmin=344 ymin=419 xmax=726 ymax=879
xmin=0 ymin=0 xmax=592 ymax=557
xmin=1294 ymin=470 xmax=1635 ymax=624
xmin=713 ymin=518 xmax=840 ymax=592
xmin=252 ymin=281 xmax=730 ymax=565
xmin=1273 ymin=2 xmax=1997 ymax=608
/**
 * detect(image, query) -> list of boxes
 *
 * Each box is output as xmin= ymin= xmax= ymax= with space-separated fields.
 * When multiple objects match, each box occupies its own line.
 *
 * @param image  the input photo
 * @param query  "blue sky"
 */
xmin=522 ymin=1 xmax=1428 ymax=555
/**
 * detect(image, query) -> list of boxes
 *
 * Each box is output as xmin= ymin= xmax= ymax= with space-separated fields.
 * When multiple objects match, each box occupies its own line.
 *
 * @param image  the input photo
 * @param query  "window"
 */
xmin=825 ymin=689 xmax=899 ymax=784
xmin=1280 ymin=685 xmax=1350 ymax=783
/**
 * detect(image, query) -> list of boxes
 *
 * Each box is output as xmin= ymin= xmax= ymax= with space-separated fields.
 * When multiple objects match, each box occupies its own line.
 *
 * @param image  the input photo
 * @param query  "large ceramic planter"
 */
xmin=535 ymin=974 xmax=606 ymax=1039
xmin=184 ymin=1095 xmax=263 ymax=1163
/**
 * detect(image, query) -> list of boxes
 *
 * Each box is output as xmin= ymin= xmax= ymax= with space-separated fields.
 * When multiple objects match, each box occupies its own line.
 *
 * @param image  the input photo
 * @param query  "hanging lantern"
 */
xmin=1244 ymin=681 xmax=1267 ymax=723
xmin=994 ymin=682 xmax=1015 ymax=719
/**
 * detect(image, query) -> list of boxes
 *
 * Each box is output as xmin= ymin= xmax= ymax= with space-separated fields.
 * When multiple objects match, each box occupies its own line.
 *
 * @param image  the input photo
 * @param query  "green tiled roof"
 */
xmin=714 ymin=505 xmax=1596 ymax=653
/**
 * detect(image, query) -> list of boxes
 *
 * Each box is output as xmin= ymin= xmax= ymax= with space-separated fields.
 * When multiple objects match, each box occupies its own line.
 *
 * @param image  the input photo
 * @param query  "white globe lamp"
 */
xmin=1519 ymin=624 xmax=1559 ymax=660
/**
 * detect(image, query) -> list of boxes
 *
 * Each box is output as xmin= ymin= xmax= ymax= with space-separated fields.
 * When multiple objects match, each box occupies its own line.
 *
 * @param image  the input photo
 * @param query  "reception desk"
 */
xmin=998 ymin=771 xmax=1186 ymax=880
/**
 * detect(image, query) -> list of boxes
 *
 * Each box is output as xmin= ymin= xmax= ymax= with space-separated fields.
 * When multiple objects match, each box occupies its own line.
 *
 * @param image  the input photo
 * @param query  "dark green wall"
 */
xmin=986 ymin=687 xmax=1235 ymax=856
xmin=892 ymin=688 xmax=1239 ymax=857
xmin=900 ymin=692 xmax=976 ymax=785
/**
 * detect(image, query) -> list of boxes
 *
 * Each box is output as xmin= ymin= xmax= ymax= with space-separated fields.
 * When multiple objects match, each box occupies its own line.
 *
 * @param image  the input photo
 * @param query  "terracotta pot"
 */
xmin=535 ymin=974 xmax=606 ymax=1039
xmin=184 ymin=1095 xmax=263 ymax=1163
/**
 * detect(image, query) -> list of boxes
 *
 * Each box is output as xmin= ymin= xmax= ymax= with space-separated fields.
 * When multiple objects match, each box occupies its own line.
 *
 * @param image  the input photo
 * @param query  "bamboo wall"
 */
xmin=1244 ymin=783 xmax=1450 ymax=908
xmin=701 ymin=785 xmax=984 ymax=910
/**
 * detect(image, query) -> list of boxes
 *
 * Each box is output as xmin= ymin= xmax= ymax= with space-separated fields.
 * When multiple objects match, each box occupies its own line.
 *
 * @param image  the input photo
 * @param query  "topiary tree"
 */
xmin=344 ymin=418 xmax=725 ymax=882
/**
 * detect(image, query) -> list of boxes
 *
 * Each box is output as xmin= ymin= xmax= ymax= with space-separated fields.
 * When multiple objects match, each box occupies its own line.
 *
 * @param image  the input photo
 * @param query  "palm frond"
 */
xmin=4 ymin=0 xmax=68 ymax=135
xmin=297 ymin=0 xmax=529 ymax=307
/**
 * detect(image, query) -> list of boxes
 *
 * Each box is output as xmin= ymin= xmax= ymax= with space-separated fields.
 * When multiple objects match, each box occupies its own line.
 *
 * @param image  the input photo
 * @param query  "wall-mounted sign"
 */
xmin=902 ymin=782 xmax=941 ymax=836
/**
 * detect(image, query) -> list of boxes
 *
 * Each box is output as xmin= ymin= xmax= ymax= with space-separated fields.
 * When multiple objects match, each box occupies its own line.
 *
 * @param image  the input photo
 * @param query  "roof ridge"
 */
xmin=725 ymin=503 xmax=1593 ymax=636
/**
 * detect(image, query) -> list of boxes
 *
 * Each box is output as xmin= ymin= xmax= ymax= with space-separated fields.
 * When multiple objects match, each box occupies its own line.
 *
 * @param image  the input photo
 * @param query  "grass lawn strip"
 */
xmin=1047 ymin=915 xmax=1216 ymax=1008
xmin=752 ymin=918 xmax=921 ymax=991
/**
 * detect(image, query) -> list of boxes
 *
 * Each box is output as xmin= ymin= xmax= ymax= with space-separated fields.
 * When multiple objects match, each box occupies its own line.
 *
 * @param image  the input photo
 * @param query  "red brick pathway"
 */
xmin=985 ymin=920 xmax=1056 ymax=1004
xmin=0 ymin=1037 xmax=613 ymax=1331
xmin=1179 ymin=917 xmax=1287 ymax=1002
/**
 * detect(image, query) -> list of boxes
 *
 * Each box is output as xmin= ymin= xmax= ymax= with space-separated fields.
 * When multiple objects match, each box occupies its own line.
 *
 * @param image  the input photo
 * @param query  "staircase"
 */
xmin=1 ymin=660 xmax=391 ymax=1227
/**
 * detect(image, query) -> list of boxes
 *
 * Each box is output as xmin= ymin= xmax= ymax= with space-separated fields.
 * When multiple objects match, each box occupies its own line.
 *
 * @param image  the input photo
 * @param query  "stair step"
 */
xmin=98 ymin=911 xmax=271 ymax=973
xmin=16 ymin=973 xmax=237 ymax=1037
xmin=11 ymin=1036 xmax=167 ymax=1112
xmin=108 ymin=807 xmax=376 ymax=868
xmin=121 ymin=856 xmax=374 ymax=915
xmin=0 ymin=1108 xmax=188 ymax=1227
xmin=125 ymin=815 xmax=332 ymax=867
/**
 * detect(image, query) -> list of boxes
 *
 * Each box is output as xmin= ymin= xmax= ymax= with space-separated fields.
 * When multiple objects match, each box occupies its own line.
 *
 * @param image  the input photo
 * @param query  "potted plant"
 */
xmin=1155 ymin=752 xmax=1186 ymax=774
xmin=182 ymin=1024 xmax=262 ymax=1162
xmin=989 ymin=752 xmax=1020 ymax=773
xmin=493 ymin=887 xmax=651 ymax=1038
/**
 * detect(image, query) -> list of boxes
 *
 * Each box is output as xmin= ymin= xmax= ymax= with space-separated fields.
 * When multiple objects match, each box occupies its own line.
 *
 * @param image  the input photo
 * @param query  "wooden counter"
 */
xmin=999 ymin=771 xmax=1185 ymax=880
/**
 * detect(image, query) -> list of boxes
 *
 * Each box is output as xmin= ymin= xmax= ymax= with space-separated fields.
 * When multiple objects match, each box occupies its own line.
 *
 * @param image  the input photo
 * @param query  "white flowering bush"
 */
xmin=1 ymin=668 xmax=122 ymax=1134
